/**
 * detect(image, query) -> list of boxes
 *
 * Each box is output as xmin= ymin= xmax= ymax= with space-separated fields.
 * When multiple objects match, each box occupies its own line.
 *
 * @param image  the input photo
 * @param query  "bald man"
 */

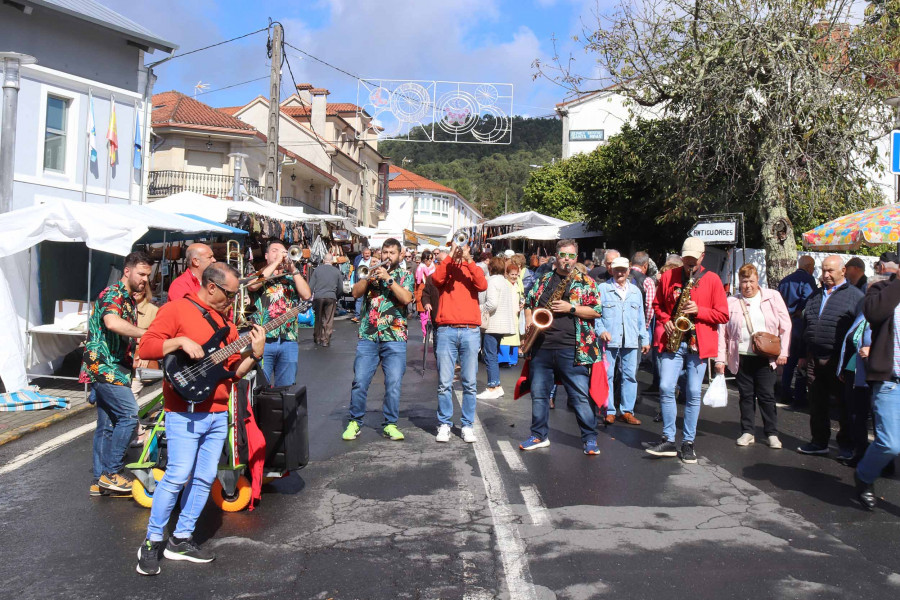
xmin=588 ymin=249 xmax=620 ymax=282
xmin=777 ymin=255 xmax=818 ymax=406
xmin=796 ymin=255 xmax=864 ymax=457
xmin=167 ymin=243 xmax=216 ymax=302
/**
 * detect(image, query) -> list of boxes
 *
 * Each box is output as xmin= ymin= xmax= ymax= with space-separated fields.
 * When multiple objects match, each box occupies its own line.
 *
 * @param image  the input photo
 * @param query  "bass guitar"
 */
xmin=163 ymin=302 xmax=309 ymax=408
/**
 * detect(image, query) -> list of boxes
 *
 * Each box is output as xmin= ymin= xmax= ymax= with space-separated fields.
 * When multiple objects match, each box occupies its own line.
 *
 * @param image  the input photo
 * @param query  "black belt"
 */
xmin=266 ymin=336 xmax=292 ymax=343
xmin=443 ymin=324 xmax=479 ymax=329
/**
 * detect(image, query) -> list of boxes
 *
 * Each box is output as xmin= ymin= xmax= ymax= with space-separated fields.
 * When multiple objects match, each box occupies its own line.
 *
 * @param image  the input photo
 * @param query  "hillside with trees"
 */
xmin=379 ymin=116 xmax=562 ymax=218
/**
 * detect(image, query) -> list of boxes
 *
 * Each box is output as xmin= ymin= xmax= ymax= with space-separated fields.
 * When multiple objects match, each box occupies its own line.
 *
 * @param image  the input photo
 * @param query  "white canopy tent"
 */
xmin=489 ymin=222 xmax=603 ymax=241
xmin=0 ymin=199 xmax=240 ymax=393
xmin=482 ymin=211 xmax=570 ymax=228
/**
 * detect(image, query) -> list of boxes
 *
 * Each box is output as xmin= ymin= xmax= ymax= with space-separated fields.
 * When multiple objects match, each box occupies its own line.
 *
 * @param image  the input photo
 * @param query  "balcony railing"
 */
xmin=279 ymin=196 xmax=328 ymax=214
xmin=147 ymin=170 xmax=261 ymax=199
xmin=336 ymin=201 xmax=359 ymax=225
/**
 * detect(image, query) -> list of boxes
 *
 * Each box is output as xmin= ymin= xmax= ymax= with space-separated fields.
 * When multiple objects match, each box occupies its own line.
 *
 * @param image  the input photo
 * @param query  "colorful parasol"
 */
xmin=802 ymin=204 xmax=900 ymax=251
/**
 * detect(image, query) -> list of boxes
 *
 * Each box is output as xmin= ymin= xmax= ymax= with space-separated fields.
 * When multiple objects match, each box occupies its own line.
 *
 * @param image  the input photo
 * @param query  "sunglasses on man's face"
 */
xmin=558 ymin=252 xmax=577 ymax=260
xmin=212 ymin=281 xmax=238 ymax=301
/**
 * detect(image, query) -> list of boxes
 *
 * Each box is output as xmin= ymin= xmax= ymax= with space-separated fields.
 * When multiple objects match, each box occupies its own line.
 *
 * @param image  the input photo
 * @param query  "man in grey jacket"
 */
xmin=310 ymin=254 xmax=343 ymax=347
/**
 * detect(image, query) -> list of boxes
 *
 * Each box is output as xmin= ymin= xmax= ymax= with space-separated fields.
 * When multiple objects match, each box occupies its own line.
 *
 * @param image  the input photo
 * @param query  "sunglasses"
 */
xmin=212 ymin=281 xmax=238 ymax=301
xmin=558 ymin=252 xmax=577 ymax=260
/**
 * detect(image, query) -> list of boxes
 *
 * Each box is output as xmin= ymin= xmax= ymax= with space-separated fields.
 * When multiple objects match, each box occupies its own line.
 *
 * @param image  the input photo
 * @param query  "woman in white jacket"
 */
xmin=479 ymin=256 xmax=519 ymax=399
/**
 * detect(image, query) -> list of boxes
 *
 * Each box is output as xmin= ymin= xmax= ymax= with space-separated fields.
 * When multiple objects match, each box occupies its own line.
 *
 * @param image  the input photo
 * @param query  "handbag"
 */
xmin=739 ymin=298 xmax=781 ymax=359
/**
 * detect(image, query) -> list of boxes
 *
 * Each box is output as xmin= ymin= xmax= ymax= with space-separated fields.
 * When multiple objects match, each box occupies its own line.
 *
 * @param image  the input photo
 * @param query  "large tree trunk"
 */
xmin=759 ymin=150 xmax=798 ymax=289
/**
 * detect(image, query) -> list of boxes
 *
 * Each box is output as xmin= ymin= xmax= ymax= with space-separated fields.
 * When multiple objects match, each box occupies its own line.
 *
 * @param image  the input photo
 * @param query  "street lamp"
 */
xmin=0 ymin=52 xmax=37 ymax=213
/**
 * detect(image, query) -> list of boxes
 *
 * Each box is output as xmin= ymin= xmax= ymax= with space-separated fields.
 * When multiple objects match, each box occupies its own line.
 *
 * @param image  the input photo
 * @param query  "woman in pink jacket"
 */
xmin=716 ymin=263 xmax=791 ymax=449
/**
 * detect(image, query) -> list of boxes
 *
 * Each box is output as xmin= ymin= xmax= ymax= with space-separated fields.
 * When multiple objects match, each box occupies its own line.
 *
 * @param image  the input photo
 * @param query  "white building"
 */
xmin=364 ymin=165 xmax=481 ymax=248
xmin=0 ymin=0 xmax=177 ymax=210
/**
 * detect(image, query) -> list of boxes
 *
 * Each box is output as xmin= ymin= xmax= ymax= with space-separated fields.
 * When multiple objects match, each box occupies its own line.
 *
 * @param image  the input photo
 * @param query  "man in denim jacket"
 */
xmin=596 ymin=257 xmax=650 ymax=425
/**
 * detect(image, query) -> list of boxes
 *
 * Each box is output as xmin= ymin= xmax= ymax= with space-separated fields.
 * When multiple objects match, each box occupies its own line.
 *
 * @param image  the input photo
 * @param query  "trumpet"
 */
xmin=357 ymin=259 xmax=393 ymax=280
xmin=453 ymin=230 xmax=469 ymax=246
xmin=288 ymin=245 xmax=304 ymax=262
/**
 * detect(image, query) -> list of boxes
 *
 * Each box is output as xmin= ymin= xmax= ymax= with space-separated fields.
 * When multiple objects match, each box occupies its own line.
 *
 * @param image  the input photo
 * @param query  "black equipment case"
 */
xmin=254 ymin=384 xmax=309 ymax=472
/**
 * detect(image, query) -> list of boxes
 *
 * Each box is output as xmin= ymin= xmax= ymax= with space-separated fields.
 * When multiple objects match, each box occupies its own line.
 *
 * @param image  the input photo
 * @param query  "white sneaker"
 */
xmin=461 ymin=426 xmax=476 ymax=443
xmin=767 ymin=435 xmax=782 ymax=449
xmin=477 ymin=388 xmax=497 ymax=400
xmin=494 ymin=386 xmax=505 ymax=398
xmin=736 ymin=433 xmax=755 ymax=446
xmin=436 ymin=424 xmax=452 ymax=443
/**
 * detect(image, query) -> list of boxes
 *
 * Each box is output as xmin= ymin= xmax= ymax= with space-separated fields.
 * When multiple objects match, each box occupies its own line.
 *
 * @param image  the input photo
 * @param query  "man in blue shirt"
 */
xmin=778 ymin=255 xmax=818 ymax=406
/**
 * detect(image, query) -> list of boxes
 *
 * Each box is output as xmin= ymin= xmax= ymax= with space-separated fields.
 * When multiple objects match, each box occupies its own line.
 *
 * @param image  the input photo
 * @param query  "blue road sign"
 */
xmin=893 ymin=130 xmax=900 ymax=175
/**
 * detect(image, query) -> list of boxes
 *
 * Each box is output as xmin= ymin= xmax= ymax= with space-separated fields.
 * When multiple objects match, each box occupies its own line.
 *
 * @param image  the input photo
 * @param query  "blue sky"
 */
xmin=105 ymin=0 xmax=619 ymax=117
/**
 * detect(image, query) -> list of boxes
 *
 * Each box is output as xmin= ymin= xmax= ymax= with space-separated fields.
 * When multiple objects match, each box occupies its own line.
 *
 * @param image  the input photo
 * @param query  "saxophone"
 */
xmin=520 ymin=266 xmax=578 ymax=356
xmin=665 ymin=268 xmax=696 ymax=353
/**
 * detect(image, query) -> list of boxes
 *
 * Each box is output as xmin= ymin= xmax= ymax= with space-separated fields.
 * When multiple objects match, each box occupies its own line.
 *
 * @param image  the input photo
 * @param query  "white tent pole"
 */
xmin=85 ymin=247 xmax=92 ymax=399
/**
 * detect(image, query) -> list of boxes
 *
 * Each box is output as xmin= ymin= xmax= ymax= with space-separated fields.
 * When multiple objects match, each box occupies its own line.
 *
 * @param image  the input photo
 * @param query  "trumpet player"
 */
xmin=645 ymin=237 xmax=727 ymax=463
xmin=519 ymin=239 xmax=604 ymax=455
xmin=247 ymin=239 xmax=312 ymax=387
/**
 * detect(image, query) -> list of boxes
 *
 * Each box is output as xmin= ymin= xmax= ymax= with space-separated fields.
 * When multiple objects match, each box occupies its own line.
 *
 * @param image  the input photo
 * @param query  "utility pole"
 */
xmin=264 ymin=22 xmax=283 ymax=204
xmin=0 ymin=53 xmax=36 ymax=213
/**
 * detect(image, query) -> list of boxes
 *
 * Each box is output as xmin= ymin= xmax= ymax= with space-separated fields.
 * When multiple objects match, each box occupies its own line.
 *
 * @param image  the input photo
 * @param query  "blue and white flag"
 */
xmin=133 ymin=111 xmax=142 ymax=170
xmin=87 ymin=95 xmax=98 ymax=163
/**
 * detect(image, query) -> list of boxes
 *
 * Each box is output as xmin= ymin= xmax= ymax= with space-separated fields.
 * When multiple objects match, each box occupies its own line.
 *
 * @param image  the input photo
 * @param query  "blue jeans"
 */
xmin=348 ymin=339 xmax=407 ymax=426
xmin=90 ymin=388 xmax=113 ymax=480
xmin=146 ymin=411 xmax=228 ymax=542
xmin=529 ymin=347 xmax=597 ymax=442
xmin=91 ymin=382 xmax=138 ymax=475
xmin=263 ymin=339 xmax=298 ymax=388
xmin=606 ymin=347 xmax=639 ymax=416
xmin=355 ymin=296 xmax=364 ymax=319
xmin=857 ymin=381 xmax=900 ymax=484
xmin=436 ymin=326 xmax=480 ymax=427
xmin=659 ymin=343 xmax=707 ymax=443
xmin=482 ymin=333 xmax=502 ymax=388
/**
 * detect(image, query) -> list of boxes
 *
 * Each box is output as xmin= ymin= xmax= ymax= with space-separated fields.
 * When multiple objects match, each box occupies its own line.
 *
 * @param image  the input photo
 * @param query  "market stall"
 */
xmin=488 ymin=221 xmax=603 ymax=259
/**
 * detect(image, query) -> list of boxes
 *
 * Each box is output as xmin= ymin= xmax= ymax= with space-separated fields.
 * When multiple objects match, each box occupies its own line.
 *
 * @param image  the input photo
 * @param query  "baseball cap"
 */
xmin=879 ymin=251 xmax=899 ymax=265
xmin=610 ymin=256 xmax=630 ymax=270
xmin=681 ymin=237 xmax=705 ymax=259
xmin=503 ymin=249 xmax=515 ymax=257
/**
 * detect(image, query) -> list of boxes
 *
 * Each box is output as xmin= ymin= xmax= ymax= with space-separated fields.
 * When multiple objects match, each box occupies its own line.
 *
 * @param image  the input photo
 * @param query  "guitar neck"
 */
xmin=209 ymin=304 xmax=304 ymax=364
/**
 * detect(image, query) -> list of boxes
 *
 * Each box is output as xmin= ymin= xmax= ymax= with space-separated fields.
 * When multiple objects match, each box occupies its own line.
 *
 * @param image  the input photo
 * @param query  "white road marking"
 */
xmin=497 ymin=440 xmax=527 ymax=473
xmin=456 ymin=390 xmax=537 ymax=600
xmin=519 ymin=484 xmax=550 ymax=526
xmin=0 ymin=421 xmax=94 ymax=476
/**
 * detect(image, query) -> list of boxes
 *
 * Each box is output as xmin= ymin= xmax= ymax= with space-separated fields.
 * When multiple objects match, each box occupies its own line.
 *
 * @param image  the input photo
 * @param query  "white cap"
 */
xmin=682 ymin=237 xmax=705 ymax=259
xmin=610 ymin=256 xmax=630 ymax=270
xmin=503 ymin=249 xmax=515 ymax=257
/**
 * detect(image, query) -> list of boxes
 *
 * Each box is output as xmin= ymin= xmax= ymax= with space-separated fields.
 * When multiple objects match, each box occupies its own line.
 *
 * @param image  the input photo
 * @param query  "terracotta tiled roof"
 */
xmin=152 ymin=92 xmax=256 ymax=131
xmin=216 ymin=106 xmax=242 ymax=116
xmin=388 ymin=165 xmax=458 ymax=195
xmin=310 ymin=87 xmax=330 ymax=95
xmin=295 ymin=83 xmax=313 ymax=90
xmin=280 ymin=104 xmax=363 ymax=118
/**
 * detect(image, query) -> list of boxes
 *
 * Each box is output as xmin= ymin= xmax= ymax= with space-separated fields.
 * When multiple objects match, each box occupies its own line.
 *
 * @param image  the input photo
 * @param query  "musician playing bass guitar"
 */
xmin=519 ymin=239 xmax=605 ymax=456
xmin=135 ymin=263 xmax=266 ymax=576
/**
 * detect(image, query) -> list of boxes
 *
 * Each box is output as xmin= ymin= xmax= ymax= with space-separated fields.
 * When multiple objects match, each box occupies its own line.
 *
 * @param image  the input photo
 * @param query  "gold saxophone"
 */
xmin=665 ymin=268 xmax=696 ymax=353
xmin=520 ymin=266 xmax=578 ymax=356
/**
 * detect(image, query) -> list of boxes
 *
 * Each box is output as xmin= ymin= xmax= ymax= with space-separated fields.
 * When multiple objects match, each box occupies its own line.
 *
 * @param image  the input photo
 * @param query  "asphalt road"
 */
xmin=1 ymin=320 xmax=899 ymax=600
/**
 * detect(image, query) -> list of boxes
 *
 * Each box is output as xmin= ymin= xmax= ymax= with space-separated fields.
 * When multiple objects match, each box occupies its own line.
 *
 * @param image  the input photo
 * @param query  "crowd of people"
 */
xmin=78 ymin=231 xmax=900 ymax=576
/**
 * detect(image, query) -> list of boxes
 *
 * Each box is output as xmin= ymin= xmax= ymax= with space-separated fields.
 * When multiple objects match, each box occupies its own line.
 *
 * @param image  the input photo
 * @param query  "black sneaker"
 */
xmin=643 ymin=437 xmax=677 ymax=457
xmin=681 ymin=441 xmax=698 ymax=464
xmin=136 ymin=539 xmax=163 ymax=576
xmin=164 ymin=536 xmax=215 ymax=563
xmin=797 ymin=442 xmax=829 ymax=456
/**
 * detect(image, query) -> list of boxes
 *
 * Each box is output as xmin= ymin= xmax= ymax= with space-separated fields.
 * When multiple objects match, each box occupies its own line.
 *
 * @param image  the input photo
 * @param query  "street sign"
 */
xmin=892 ymin=130 xmax=900 ymax=175
xmin=569 ymin=129 xmax=605 ymax=141
xmin=689 ymin=221 xmax=738 ymax=244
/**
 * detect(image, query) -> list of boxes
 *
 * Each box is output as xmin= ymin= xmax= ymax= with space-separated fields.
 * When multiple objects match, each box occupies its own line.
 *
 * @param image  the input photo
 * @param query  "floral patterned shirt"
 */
xmin=359 ymin=267 xmax=415 ymax=342
xmin=525 ymin=269 xmax=603 ymax=365
xmin=250 ymin=274 xmax=303 ymax=341
xmin=80 ymin=281 xmax=137 ymax=385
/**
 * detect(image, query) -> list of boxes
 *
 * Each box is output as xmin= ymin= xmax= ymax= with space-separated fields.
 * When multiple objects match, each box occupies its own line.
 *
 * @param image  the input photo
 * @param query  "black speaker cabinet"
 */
xmin=255 ymin=384 xmax=309 ymax=472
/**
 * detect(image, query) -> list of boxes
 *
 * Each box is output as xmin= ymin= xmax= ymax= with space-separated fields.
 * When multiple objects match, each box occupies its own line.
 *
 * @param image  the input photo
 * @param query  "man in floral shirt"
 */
xmin=248 ymin=239 xmax=312 ymax=387
xmin=520 ymin=239 xmax=604 ymax=456
xmin=342 ymin=238 xmax=414 ymax=442
xmin=81 ymin=251 xmax=152 ymax=496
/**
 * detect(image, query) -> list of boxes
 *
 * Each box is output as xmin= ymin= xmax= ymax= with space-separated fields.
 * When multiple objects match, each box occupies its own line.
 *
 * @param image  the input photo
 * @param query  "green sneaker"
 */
xmin=382 ymin=424 xmax=405 ymax=441
xmin=342 ymin=421 xmax=361 ymax=440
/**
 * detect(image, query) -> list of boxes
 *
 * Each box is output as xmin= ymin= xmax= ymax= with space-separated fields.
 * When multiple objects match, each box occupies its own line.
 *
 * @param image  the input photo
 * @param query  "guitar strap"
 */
xmin=187 ymin=299 xmax=227 ymax=348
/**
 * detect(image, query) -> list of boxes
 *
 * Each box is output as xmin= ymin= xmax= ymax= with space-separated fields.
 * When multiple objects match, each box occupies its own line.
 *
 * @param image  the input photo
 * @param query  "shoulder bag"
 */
xmin=739 ymin=298 xmax=781 ymax=359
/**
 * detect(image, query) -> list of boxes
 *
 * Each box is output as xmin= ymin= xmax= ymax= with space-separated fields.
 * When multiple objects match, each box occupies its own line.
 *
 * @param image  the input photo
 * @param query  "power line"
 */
xmin=168 ymin=27 xmax=268 ymax=61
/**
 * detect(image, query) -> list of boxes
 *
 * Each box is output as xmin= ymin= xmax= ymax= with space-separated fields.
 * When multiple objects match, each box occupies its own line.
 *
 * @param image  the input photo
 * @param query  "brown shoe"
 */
xmin=618 ymin=412 xmax=642 ymax=425
xmin=604 ymin=414 xmax=616 ymax=425
xmin=98 ymin=472 xmax=134 ymax=493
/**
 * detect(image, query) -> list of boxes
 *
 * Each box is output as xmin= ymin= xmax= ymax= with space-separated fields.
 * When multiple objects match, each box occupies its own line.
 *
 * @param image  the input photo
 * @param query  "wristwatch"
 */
xmin=569 ymin=306 xmax=576 ymax=314
xmin=387 ymin=278 xmax=395 ymax=286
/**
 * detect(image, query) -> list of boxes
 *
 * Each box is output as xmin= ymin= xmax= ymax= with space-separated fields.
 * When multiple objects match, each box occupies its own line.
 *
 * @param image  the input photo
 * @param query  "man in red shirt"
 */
xmin=645 ymin=237 xmax=728 ymax=463
xmin=136 ymin=262 xmax=265 ymax=576
xmin=432 ymin=240 xmax=488 ymax=443
xmin=167 ymin=243 xmax=216 ymax=302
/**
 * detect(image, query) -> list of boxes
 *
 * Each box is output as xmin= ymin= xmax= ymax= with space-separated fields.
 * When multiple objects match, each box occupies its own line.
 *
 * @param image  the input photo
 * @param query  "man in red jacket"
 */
xmin=433 ymin=240 xmax=488 ymax=443
xmin=645 ymin=237 xmax=728 ymax=463
xmin=136 ymin=263 xmax=265 ymax=576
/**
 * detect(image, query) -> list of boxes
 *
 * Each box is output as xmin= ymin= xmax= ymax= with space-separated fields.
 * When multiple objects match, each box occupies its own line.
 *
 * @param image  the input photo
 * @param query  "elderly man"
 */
xmin=167 ymin=243 xmax=215 ymax=302
xmin=588 ymin=249 xmax=620 ymax=282
xmin=310 ymin=254 xmax=343 ymax=347
xmin=845 ymin=257 xmax=868 ymax=292
xmin=797 ymin=255 xmax=864 ymax=457
xmin=778 ymin=255 xmax=819 ymax=406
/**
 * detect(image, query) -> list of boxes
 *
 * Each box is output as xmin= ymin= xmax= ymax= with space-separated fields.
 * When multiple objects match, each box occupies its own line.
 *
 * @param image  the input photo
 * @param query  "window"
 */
xmin=43 ymin=96 xmax=69 ymax=172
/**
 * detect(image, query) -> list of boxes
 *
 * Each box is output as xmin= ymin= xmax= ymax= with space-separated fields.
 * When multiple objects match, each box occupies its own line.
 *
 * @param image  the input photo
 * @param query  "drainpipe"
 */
xmin=0 ymin=53 xmax=37 ymax=213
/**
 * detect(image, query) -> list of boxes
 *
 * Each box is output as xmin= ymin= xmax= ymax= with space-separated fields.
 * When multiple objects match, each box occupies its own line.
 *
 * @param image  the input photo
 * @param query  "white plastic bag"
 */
xmin=702 ymin=374 xmax=728 ymax=408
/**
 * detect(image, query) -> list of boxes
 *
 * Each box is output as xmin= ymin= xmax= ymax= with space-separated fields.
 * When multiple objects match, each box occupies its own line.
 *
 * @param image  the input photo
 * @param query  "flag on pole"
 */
xmin=87 ymin=95 xmax=97 ymax=163
xmin=106 ymin=99 xmax=118 ymax=165
xmin=133 ymin=110 xmax=142 ymax=170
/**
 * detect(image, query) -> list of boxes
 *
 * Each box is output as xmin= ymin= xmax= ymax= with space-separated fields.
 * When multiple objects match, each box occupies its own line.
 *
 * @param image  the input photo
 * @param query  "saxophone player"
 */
xmin=645 ymin=237 xmax=728 ymax=463
xmin=519 ymin=239 xmax=605 ymax=455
